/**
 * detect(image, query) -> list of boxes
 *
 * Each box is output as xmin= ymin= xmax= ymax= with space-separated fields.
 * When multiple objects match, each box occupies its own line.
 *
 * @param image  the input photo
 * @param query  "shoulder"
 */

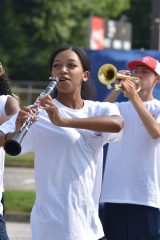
xmin=0 ymin=95 xmax=9 ymax=102
xmin=152 ymin=99 xmax=160 ymax=106
xmin=83 ymin=100 xmax=121 ymax=116
xmin=115 ymin=100 xmax=131 ymax=109
xmin=144 ymin=99 xmax=160 ymax=110
xmin=84 ymin=99 xmax=118 ymax=107
xmin=5 ymin=96 xmax=20 ymax=114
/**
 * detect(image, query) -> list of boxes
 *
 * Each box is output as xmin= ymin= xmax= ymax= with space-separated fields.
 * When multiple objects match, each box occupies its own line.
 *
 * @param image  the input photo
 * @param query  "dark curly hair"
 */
xmin=49 ymin=45 xmax=96 ymax=100
xmin=0 ymin=73 xmax=13 ymax=96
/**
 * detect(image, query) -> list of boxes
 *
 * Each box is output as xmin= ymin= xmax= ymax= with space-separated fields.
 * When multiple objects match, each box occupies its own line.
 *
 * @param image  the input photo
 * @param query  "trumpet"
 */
xmin=4 ymin=77 xmax=59 ymax=156
xmin=98 ymin=64 xmax=141 ymax=92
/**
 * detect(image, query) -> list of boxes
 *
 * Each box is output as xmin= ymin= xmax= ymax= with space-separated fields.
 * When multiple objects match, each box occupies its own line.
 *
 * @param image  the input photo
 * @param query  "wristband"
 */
xmin=5 ymin=133 xmax=11 ymax=142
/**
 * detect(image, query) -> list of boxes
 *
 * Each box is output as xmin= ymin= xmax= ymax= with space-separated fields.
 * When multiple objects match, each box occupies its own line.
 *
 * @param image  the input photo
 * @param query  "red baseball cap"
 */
xmin=128 ymin=56 xmax=160 ymax=75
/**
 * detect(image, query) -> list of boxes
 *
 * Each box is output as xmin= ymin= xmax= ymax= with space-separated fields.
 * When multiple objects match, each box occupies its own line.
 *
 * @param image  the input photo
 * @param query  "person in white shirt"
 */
xmin=0 ymin=62 xmax=20 ymax=240
xmin=0 ymin=45 xmax=123 ymax=240
xmin=100 ymin=56 xmax=160 ymax=240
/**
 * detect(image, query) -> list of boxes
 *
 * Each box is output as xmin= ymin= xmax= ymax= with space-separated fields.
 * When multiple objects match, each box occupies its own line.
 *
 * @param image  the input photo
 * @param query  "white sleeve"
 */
xmin=97 ymin=102 xmax=123 ymax=144
xmin=100 ymin=102 xmax=121 ymax=117
xmin=0 ymin=113 xmax=18 ymax=134
xmin=102 ymin=129 xmax=123 ymax=143
xmin=0 ymin=95 xmax=9 ymax=117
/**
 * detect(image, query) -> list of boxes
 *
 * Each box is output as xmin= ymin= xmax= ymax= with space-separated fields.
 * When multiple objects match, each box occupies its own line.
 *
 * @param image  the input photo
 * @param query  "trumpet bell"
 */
xmin=98 ymin=63 xmax=141 ymax=92
xmin=98 ymin=64 xmax=117 ymax=88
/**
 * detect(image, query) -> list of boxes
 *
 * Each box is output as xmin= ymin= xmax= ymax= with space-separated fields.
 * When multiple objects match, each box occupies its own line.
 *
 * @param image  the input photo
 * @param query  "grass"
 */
xmin=4 ymin=190 xmax=35 ymax=213
xmin=4 ymin=154 xmax=35 ymax=215
xmin=5 ymin=152 xmax=34 ymax=168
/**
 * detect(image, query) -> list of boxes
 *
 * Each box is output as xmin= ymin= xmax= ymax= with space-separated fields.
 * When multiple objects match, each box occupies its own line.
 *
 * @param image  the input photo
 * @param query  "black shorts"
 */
xmin=101 ymin=203 xmax=160 ymax=240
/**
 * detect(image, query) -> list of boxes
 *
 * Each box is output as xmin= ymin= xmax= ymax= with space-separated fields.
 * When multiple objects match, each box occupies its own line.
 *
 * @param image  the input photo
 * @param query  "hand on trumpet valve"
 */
xmin=116 ymin=70 xmax=140 ymax=93
xmin=119 ymin=78 xmax=138 ymax=98
xmin=114 ymin=70 xmax=132 ymax=91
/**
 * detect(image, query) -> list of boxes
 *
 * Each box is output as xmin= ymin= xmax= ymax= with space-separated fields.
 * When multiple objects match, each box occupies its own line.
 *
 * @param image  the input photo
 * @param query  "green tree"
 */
xmin=0 ymin=0 xmax=130 ymax=80
xmin=125 ymin=0 xmax=151 ymax=49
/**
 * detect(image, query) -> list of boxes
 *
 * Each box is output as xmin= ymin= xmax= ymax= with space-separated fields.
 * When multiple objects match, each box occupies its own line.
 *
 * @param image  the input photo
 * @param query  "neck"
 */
xmin=56 ymin=94 xmax=84 ymax=109
xmin=138 ymin=89 xmax=154 ymax=102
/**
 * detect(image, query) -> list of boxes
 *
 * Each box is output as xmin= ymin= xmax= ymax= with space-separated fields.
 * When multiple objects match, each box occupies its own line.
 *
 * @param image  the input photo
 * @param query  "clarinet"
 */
xmin=4 ymin=77 xmax=59 ymax=156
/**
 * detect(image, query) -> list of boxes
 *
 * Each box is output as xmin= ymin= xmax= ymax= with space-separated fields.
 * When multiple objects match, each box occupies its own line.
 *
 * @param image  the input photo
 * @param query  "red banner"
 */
xmin=89 ymin=16 xmax=105 ymax=50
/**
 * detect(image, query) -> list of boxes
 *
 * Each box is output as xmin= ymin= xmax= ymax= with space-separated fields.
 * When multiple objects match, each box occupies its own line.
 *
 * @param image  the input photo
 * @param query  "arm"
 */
xmin=39 ymin=96 xmax=123 ymax=133
xmin=0 ymin=64 xmax=20 ymax=145
xmin=104 ymin=89 xmax=121 ymax=103
xmin=121 ymin=79 xmax=160 ymax=139
xmin=0 ymin=131 xmax=15 ymax=146
xmin=130 ymin=95 xmax=160 ymax=139
xmin=0 ymin=96 xmax=20 ymax=145
xmin=55 ymin=115 xmax=123 ymax=133
xmin=0 ymin=98 xmax=123 ymax=148
xmin=0 ymin=107 xmax=33 ymax=146
xmin=0 ymin=96 xmax=20 ymax=125
xmin=0 ymin=131 xmax=6 ymax=146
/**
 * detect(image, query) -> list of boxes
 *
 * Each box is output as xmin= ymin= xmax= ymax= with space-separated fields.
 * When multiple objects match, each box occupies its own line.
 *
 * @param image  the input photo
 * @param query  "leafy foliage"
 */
xmin=125 ymin=0 xmax=151 ymax=49
xmin=0 ymin=0 xmax=130 ymax=80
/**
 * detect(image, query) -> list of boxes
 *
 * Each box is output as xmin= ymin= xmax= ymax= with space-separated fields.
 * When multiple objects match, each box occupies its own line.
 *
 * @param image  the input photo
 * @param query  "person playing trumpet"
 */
xmin=100 ymin=56 xmax=160 ymax=240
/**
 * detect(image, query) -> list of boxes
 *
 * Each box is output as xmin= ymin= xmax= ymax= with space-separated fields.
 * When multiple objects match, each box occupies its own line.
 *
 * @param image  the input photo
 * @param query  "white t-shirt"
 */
xmin=101 ymin=99 xmax=160 ymax=209
xmin=1 ymin=99 xmax=122 ymax=240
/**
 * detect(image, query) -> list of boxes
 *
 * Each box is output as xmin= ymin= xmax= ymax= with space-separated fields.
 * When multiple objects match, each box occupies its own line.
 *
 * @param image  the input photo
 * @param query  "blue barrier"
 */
xmin=85 ymin=49 xmax=160 ymax=101
xmin=85 ymin=49 xmax=160 ymax=178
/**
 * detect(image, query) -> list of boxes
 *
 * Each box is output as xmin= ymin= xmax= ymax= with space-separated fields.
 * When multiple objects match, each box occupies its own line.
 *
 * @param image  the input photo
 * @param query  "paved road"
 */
xmin=7 ymin=221 xmax=32 ymax=240
xmin=4 ymin=167 xmax=35 ymax=190
xmin=4 ymin=167 xmax=34 ymax=239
